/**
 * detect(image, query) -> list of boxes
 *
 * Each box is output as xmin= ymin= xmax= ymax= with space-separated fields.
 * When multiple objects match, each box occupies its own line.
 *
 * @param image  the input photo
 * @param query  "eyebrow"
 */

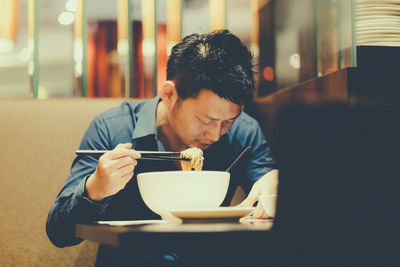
xmin=202 ymin=112 xmax=241 ymax=121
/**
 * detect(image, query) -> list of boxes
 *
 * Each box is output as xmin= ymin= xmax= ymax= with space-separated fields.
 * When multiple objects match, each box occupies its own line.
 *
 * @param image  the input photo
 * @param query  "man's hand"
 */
xmin=237 ymin=169 xmax=279 ymax=218
xmin=86 ymin=143 xmax=141 ymax=201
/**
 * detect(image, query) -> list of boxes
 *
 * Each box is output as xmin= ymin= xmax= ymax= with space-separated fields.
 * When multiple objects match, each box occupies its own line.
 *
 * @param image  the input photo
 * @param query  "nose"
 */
xmin=204 ymin=123 xmax=222 ymax=142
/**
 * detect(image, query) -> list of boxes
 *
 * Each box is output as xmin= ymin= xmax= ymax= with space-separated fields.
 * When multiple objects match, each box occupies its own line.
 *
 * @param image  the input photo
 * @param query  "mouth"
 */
xmin=198 ymin=139 xmax=213 ymax=145
xmin=198 ymin=142 xmax=212 ymax=149
xmin=202 ymin=142 xmax=213 ymax=145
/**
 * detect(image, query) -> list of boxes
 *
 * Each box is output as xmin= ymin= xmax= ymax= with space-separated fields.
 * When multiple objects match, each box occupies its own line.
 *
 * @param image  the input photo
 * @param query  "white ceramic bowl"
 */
xmin=137 ymin=171 xmax=230 ymax=214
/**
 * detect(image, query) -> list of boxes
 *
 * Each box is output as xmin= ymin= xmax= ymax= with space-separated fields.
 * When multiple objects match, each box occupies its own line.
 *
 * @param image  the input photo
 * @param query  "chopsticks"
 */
xmin=75 ymin=150 xmax=190 ymax=161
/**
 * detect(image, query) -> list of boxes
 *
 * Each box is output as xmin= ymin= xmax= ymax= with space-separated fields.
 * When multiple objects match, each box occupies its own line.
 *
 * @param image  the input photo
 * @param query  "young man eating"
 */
xmin=47 ymin=30 xmax=278 ymax=266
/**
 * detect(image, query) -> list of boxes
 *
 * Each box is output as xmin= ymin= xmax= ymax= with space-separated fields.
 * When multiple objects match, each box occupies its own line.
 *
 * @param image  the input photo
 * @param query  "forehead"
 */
xmin=180 ymin=89 xmax=241 ymax=119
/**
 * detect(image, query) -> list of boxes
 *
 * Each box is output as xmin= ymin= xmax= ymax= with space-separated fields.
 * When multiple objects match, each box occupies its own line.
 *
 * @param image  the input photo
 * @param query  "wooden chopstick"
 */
xmin=76 ymin=150 xmax=181 ymax=156
xmin=75 ymin=150 xmax=189 ymax=161
xmin=139 ymin=156 xmax=190 ymax=161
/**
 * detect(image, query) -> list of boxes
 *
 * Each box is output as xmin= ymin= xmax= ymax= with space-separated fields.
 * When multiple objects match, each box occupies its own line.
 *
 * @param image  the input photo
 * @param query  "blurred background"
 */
xmin=1 ymin=2 xmax=400 ymax=267
xmin=0 ymin=0 xmax=384 ymax=99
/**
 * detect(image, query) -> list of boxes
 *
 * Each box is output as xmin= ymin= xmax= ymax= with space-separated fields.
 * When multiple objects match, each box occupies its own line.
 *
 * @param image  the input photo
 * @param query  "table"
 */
xmin=75 ymin=219 xmax=276 ymax=266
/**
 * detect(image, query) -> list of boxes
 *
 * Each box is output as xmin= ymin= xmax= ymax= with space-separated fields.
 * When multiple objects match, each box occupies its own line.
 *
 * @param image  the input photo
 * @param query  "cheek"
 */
xmin=185 ymin=125 xmax=209 ymax=143
xmin=185 ymin=122 xmax=205 ymax=137
xmin=173 ymin=119 xmax=203 ymax=138
xmin=170 ymin=110 xmax=206 ymax=139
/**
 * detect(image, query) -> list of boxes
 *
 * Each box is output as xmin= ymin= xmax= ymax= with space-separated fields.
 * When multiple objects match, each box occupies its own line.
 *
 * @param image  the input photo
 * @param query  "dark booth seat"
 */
xmin=271 ymin=103 xmax=400 ymax=267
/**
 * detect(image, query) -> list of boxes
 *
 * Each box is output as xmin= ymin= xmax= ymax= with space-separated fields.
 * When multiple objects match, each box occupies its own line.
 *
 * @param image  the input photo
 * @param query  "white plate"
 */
xmin=357 ymin=32 xmax=400 ymax=37
xmin=96 ymin=220 xmax=168 ymax=226
xmin=357 ymin=16 xmax=398 ymax=22
xmin=356 ymin=0 xmax=400 ymax=4
xmin=356 ymin=22 xmax=400 ymax=29
xmin=356 ymin=41 xmax=400 ymax=46
xmin=357 ymin=28 xmax=400 ymax=32
xmin=357 ymin=4 xmax=400 ymax=7
xmin=357 ymin=33 xmax=400 ymax=38
xmin=357 ymin=23 xmax=400 ymax=28
xmin=356 ymin=11 xmax=400 ymax=16
xmin=356 ymin=7 xmax=400 ymax=12
xmin=356 ymin=26 xmax=400 ymax=31
xmin=357 ymin=37 xmax=400 ymax=41
xmin=357 ymin=37 xmax=400 ymax=42
xmin=169 ymin=207 xmax=255 ymax=219
xmin=356 ymin=15 xmax=400 ymax=21
xmin=357 ymin=33 xmax=400 ymax=37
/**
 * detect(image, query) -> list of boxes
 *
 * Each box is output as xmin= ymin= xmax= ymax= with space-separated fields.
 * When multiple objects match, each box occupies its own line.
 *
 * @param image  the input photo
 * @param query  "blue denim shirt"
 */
xmin=46 ymin=95 xmax=275 ymax=262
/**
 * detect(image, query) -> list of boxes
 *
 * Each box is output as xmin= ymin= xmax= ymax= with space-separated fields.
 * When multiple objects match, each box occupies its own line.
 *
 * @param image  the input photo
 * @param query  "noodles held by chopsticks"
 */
xmin=180 ymin=147 xmax=204 ymax=171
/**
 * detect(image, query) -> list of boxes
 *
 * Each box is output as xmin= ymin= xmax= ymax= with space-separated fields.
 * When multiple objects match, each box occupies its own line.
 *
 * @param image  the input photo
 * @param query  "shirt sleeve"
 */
xmin=230 ymin=115 xmax=276 ymax=193
xmin=46 ymin=117 xmax=112 ymax=248
xmin=244 ymin=124 xmax=276 ymax=191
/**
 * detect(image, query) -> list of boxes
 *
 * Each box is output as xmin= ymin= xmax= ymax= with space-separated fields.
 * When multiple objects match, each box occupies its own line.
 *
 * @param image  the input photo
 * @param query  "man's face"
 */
xmin=169 ymin=89 xmax=242 ymax=151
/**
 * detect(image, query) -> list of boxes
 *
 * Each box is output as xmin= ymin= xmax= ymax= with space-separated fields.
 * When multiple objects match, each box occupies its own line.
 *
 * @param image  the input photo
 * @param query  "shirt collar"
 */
xmin=131 ymin=95 xmax=161 ymax=140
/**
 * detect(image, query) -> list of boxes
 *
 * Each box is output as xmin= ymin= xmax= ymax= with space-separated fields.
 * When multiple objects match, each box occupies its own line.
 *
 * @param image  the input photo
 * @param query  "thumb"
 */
xmin=237 ymin=185 xmax=260 ymax=208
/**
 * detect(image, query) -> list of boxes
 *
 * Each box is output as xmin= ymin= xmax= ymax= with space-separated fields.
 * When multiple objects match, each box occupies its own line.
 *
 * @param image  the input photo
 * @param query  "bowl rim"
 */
xmin=137 ymin=170 xmax=230 ymax=177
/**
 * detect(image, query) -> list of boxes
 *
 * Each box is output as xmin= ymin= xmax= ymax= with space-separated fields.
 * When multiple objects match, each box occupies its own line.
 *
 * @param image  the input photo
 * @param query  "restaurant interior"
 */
xmin=1 ymin=0 xmax=399 ymax=266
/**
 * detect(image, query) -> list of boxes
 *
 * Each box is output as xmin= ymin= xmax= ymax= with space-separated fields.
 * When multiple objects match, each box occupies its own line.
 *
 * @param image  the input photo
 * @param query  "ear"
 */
xmin=160 ymin=80 xmax=178 ymax=109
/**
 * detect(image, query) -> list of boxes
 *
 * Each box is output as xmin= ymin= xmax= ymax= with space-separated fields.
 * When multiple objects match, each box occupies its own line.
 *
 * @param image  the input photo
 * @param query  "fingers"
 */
xmin=118 ymin=162 xmax=136 ymax=179
xmin=119 ymin=171 xmax=135 ymax=187
xmin=237 ymin=185 xmax=260 ymax=207
xmin=103 ymin=143 xmax=141 ymax=160
xmin=88 ymin=143 xmax=141 ymax=199
xmin=252 ymin=204 xmax=268 ymax=219
xmin=115 ymin=156 xmax=138 ymax=170
xmin=104 ymin=152 xmax=137 ymax=182
xmin=97 ymin=143 xmax=139 ymax=174
xmin=117 ymin=143 xmax=132 ymax=149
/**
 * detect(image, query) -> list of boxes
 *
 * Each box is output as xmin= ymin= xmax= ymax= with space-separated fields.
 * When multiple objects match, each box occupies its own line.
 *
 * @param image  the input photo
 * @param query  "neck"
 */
xmin=156 ymin=101 xmax=187 ymax=152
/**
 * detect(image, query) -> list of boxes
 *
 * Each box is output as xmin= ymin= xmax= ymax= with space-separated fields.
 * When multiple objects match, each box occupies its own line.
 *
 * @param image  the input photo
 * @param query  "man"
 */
xmin=46 ymin=30 xmax=278 ymax=265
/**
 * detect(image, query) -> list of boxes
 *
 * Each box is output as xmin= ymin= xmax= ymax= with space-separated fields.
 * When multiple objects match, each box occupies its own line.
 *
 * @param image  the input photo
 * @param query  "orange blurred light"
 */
xmin=263 ymin=66 xmax=274 ymax=82
xmin=0 ymin=0 xmax=19 ymax=53
xmin=209 ymin=0 xmax=226 ymax=31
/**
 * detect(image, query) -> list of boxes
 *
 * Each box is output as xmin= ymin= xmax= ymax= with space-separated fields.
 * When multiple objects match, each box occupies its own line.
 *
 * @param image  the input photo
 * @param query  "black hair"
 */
xmin=166 ymin=30 xmax=255 ymax=106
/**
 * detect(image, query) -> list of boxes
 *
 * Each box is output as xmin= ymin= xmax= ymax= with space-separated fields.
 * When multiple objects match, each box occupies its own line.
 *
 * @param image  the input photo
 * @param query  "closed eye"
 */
xmin=222 ymin=119 xmax=235 ymax=127
xmin=196 ymin=116 xmax=212 ymax=125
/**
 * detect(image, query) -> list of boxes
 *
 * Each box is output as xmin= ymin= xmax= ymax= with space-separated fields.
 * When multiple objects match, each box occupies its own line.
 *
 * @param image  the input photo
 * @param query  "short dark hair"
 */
xmin=166 ymin=30 xmax=255 ymax=106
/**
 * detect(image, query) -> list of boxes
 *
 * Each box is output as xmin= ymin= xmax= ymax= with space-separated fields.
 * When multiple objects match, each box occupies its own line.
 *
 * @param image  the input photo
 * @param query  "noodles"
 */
xmin=180 ymin=147 xmax=204 ymax=171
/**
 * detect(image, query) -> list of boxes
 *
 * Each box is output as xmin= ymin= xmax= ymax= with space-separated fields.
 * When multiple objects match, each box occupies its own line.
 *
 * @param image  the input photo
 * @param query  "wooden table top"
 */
xmin=76 ymin=219 xmax=274 ymax=247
